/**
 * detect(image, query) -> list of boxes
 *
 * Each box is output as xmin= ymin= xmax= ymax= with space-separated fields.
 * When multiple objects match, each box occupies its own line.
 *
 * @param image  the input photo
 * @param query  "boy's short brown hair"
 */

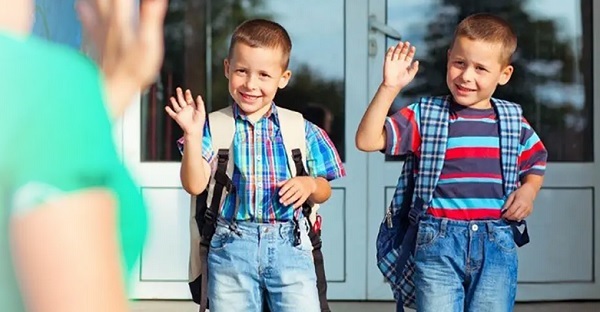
xmin=228 ymin=19 xmax=292 ymax=69
xmin=451 ymin=13 xmax=517 ymax=66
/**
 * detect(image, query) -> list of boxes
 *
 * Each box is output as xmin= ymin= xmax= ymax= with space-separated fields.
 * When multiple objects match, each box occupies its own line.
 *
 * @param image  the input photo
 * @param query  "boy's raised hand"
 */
xmin=382 ymin=42 xmax=419 ymax=91
xmin=277 ymin=177 xmax=317 ymax=209
xmin=165 ymin=88 xmax=206 ymax=136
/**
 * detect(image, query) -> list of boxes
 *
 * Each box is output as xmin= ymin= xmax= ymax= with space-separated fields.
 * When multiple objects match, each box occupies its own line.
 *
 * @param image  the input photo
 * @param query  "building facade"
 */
xmin=37 ymin=0 xmax=600 ymax=302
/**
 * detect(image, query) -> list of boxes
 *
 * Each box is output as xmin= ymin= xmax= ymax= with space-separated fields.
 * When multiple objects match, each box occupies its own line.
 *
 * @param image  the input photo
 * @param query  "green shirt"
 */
xmin=0 ymin=32 xmax=147 ymax=310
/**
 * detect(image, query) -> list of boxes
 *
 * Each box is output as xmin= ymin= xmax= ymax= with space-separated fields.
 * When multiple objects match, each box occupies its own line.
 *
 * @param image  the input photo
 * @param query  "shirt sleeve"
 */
xmin=384 ymin=103 xmax=421 ymax=156
xmin=304 ymin=120 xmax=346 ymax=181
xmin=518 ymin=117 xmax=548 ymax=178
xmin=9 ymin=55 xmax=123 ymax=214
xmin=177 ymin=121 xmax=214 ymax=165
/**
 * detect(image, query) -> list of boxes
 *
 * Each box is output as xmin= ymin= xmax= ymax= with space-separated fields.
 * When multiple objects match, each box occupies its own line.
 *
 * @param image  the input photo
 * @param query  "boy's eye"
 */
xmin=260 ymin=73 xmax=271 ymax=78
xmin=454 ymin=61 xmax=465 ymax=66
xmin=476 ymin=66 xmax=488 ymax=72
xmin=236 ymin=69 xmax=246 ymax=73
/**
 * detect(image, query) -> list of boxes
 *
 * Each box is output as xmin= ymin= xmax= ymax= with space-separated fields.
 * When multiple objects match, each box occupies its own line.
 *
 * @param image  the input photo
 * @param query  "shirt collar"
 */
xmin=231 ymin=102 xmax=280 ymax=125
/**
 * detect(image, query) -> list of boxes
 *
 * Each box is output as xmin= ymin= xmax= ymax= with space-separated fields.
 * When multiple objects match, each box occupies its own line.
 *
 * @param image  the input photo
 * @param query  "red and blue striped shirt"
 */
xmin=385 ymin=100 xmax=547 ymax=220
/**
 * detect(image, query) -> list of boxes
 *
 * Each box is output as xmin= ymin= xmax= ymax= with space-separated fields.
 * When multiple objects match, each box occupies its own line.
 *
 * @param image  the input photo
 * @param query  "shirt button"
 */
xmin=256 ymin=130 xmax=262 ymax=135
xmin=256 ymin=155 xmax=262 ymax=161
xmin=471 ymin=224 xmax=479 ymax=231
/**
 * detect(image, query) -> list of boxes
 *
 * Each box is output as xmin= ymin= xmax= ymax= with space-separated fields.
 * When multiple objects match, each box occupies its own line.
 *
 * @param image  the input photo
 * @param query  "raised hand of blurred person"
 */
xmin=77 ymin=0 xmax=168 ymax=118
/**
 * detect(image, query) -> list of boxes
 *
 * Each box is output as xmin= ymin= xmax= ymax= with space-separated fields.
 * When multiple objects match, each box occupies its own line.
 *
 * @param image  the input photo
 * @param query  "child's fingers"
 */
xmin=176 ymin=87 xmax=187 ymax=106
xmin=409 ymin=60 xmax=419 ymax=73
xmin=293 ymin=193 xmax=310 ymax=209
xmin=184 ymin=89 xmax=195 ymax=105
xmin=276 ymin=179 xmax=289 ymax=188
xmin=385 ymin=46 xmax=395 ymax=61
xmin=195 ymin=95 xmax=205 ymax=113
xmin=280 ymin=188 xmax=298 ymax=204
xmin=502 ymin=192 xmax=516 ymax=210
xmin=284 ymin=191 xmax=303 ymax=207
xmin=169 ymin=96 xmax=182 ymax=112
xmin=405 ymin=45 xmax=416 ymax=61
xmin=504 ymin=202 xmax=523 ymax=220
xmin=164 ymin=106 xmax=178 ymax=118
xmin=392 ymin=42 xmax=404 ymax=60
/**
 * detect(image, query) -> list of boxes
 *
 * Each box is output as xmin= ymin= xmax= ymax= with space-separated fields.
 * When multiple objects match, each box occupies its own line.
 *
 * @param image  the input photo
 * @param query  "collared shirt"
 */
xmin=179 ymin=103 xmax=345 ymax=223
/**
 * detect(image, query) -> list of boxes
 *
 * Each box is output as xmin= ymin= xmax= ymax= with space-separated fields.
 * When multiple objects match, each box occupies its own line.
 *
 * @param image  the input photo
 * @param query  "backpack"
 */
xmin=187 ymin=105 xmax=330 ymax=312
xmin=375 ymin=96 xmax=530 ymax=311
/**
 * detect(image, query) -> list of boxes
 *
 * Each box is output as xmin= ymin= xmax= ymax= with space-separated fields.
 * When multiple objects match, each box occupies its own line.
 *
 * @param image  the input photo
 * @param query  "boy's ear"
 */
xmin=223 ymin=58 xmax=230 ymax=79
xmin=498 ymin=64 xmax=514 ymax=86
xmin=278 ymin=69 xmax=292 ymax=89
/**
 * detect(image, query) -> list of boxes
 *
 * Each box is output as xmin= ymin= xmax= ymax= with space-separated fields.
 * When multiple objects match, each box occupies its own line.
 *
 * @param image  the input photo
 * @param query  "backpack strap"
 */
xmin=493 ymin=98 xmax=530 ymax=247
xmin=409 ymin=96 xmax=450 ymax=224
xmin=189 ymin=106 xmax=237 ymax=312
xmin=276 ymin=106 xmax=329 ymax=311
xmin=276 ymin=106 xmax=320 ymax=222
xmin=206 ymin=106 xmax=236 ymax=207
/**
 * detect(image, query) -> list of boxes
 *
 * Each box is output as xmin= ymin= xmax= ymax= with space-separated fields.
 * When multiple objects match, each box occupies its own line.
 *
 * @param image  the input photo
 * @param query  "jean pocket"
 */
xmin=492 ymin=226 xmax=517 ymax=253
xmin=415 ymin=223 xmax=440 ymax=250
xmin=209 ymin=226 xmax=232 ymax=251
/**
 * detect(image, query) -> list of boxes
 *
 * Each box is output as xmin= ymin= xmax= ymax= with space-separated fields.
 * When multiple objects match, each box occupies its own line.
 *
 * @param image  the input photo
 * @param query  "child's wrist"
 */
xmin=379 ymin=83 xmax=403 ymax=96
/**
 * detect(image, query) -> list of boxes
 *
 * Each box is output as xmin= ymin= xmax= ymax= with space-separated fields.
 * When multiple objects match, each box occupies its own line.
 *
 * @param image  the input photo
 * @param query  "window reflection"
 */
xmin=386 ymin=0 xmax=592 ymax=162
xmin=142 ymin=0 xmax=345 ymax=161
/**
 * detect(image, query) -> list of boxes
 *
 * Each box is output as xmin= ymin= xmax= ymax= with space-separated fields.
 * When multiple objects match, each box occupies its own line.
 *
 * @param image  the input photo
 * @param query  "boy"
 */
xmin=356 ymin=13 xmax=547 ymax=311
xmin=165 ymin=19 xmax=345 ymax=312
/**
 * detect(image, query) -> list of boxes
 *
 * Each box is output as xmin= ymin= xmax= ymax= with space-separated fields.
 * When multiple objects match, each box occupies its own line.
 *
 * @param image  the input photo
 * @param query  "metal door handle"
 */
xmin=369 ymin=15 xmax=402 ymax=40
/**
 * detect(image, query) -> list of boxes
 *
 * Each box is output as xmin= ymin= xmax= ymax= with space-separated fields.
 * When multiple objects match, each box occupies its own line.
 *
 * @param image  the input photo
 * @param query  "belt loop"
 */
xmin=486 ymin=221 xmax=494 ymax=235
xmin=440 ymin=218 xmax=448 ymax=237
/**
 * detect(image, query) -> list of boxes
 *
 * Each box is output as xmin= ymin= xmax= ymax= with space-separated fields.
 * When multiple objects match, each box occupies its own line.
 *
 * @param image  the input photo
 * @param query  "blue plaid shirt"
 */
xmin=178 ymin=103 xmax=345 ymax=223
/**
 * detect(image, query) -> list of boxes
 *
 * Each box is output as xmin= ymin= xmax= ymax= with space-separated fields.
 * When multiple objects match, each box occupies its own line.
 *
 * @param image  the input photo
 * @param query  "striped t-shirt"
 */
xmin=385 ymin=100 xmax=547 ymax=220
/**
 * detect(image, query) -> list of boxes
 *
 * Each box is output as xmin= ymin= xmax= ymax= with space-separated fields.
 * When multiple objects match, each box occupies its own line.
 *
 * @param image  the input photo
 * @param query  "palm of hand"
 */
xmin=383 ymin=42 xmax=419 ymax=90
xmin=176 ymin=106 xmax=205 ymax=133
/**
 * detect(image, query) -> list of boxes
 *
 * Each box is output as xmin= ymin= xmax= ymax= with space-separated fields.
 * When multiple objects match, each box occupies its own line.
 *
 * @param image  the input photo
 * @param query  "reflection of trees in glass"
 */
xmin=400 ymin=0 xmax=592 ymax=161
xmin=276 ymin=65 xmax=346 ymax=159
xmin=145 ymin=0 xmax=345 ymax=161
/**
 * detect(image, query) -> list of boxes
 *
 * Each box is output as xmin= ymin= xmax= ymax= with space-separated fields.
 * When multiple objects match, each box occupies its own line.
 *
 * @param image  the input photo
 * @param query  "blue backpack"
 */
xmin=376 ymin=95 xmax=530 ymax=311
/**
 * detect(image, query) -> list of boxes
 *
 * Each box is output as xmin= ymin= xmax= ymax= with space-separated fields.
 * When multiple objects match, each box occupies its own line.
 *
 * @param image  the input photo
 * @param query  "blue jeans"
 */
xmin=414 ymin=215 xmax=518 ymax=312
xmin=207 ymin=218 xmax=320 ymax=312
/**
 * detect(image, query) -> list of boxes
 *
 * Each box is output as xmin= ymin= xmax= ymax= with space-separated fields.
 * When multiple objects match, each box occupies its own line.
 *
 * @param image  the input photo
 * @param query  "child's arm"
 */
xmin=309 ymin=177 xmax=331 ymax=204
xmin=502 ymin=118 xmax=548 ymax=221
xmin=180 ymin=133 xmax=212 ymax=195
xmin=166 ymin=88 xmax=213 ymax=195
xmin=278 ymin=121 xmax=345 ymax=208
xmin=355 ymin=41 xmax=419 ymax=152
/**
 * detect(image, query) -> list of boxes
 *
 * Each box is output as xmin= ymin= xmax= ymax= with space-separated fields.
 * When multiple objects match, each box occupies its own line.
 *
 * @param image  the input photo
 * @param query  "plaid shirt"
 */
xmin=178 ymin=103 xmax=345 ymax=223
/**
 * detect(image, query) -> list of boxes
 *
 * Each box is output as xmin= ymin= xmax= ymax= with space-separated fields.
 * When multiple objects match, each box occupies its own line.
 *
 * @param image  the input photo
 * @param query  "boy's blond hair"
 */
xmin=452 ymin=13 xmax=517 ymax=66
xmin=228 ymin=19 xmax=292 ymax=69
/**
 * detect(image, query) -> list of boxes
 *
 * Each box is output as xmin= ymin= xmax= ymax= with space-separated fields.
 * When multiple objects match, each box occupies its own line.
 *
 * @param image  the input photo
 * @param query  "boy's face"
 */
xmin=224 ymin=42 xmax=291 ymax=119
xmin=446 ymin=36 xmax=513 ymax=109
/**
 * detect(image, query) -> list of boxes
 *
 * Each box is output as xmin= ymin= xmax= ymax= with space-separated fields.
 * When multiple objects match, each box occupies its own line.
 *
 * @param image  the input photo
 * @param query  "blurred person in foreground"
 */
xmin=0 ymin=0 xmax=167 ymax=311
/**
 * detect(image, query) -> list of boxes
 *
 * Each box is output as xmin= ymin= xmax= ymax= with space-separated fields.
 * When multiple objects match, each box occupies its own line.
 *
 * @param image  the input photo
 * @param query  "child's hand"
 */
xmin=502 ymin=184 xmax=536 ymax=221
xmin=165 ymin=87 xmax=206 ymax=136
xmin=382 ymin=42 xmax=419 ymax=91
xmin=277 ymin=177 xmax=317 ymax=209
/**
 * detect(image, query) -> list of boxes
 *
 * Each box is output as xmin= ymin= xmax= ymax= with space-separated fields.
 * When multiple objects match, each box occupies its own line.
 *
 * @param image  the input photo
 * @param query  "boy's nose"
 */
xmin=245 ymin=75 xmax=258 ymax=90
xmin=460 ymin=68 xmax=474 ymax=83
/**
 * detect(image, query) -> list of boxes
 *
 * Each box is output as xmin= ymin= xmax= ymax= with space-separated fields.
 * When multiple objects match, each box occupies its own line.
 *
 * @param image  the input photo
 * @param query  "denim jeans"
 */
xmin=413 ymin=215 xmax=518 ymax=312
xmin=207 ymin=218 xmax=320 ymax=312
